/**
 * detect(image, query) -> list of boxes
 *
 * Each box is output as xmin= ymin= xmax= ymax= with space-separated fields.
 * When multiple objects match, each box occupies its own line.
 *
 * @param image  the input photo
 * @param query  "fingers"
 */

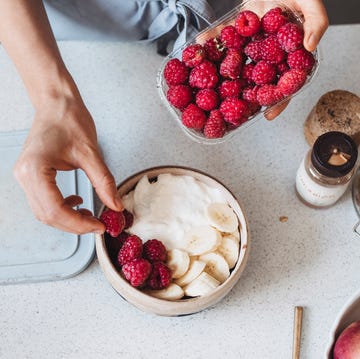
xmin=53 ymin=202 xmax=105 ymax=234
xmin=80 ymin=150 xmax=123 ymax=212
xmin=35 ymin=182 xmax=105 ymax=234
xmin=264 ymin=99 xmax=290 ymax=120
xmin=78 ymin=208 xmax=94 ymax=217
xmin=64 ymin=195 xmax=83 ymax=207
xmin=297 ymin=0 xmax=329 ymax=52
xmin=15 ymin=162 xmax=105 ymax=234
xmin=64 ymin=195 xmax=96 ymax=217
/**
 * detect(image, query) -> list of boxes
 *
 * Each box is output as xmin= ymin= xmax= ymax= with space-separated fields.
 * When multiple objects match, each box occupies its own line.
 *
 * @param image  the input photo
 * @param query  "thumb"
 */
xmin=297 ymin=0 xmax=329 ymax=52
xmin=81 ymin=150 xmax=123 ymax=212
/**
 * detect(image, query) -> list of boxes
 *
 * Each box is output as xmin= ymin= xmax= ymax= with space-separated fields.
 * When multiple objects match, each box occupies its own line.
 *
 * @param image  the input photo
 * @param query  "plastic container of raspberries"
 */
xmin=157 ymin=0 xmax=320 ymax=144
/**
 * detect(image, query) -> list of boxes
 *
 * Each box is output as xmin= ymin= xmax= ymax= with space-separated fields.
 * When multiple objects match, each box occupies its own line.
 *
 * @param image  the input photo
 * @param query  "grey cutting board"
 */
xmin=0 ymin=130 xmax=95 ymax=284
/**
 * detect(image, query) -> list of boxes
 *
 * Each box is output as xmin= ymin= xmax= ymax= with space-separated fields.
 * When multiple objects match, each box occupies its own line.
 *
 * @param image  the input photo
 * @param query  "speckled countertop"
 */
xmin=0 ymin=25 xmax=359 ymax=359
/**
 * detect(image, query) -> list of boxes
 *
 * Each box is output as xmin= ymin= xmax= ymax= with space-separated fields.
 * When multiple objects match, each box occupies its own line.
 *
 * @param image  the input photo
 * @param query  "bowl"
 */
xmin=95 ymin=166 xmax=250 ymax=316
xmin=325 ymin=288 xmax=360 ymax=358
xmin=352 ymin=166 xmax=360 ymax=236
xmin=157 ymin=0 xmax=320 ymax=145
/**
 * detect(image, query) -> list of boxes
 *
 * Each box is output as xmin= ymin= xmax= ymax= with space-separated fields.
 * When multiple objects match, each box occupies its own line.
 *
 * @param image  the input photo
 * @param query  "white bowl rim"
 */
xmin=324 ymin=287 xmax=360 ymax=358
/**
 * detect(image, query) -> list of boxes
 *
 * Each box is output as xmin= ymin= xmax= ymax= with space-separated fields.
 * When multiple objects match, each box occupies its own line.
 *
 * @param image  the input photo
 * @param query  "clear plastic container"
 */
xmin=0 ymin=130 xmax=95 ymax=284
xmin=157 ymin=0 xmax=320 ymax=145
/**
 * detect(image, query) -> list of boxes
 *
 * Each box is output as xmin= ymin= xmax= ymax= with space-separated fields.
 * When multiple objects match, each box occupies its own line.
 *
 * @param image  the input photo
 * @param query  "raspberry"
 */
xmin=242 ymin=85 xmax=259 ymax=104
xmin=244 ymin=40 xmax=263 ymax=62
xmin=287 ymin=48 xmax=315 ymax=73
xmin=220 ymin=97 xmax=249 ymax=125
xmin=276 ymin=61 xmax=290 ymax=75
xmin=182 ymin=44 xmax=205 ymax=68
xmin=218 ymin=79 xmax=246 ymax=99
xmin=105 ymin=231 xmax=128 ymax=264
xmin=195 ymin=89 xmax=219 ymax=111
xmin=277 ymin=22 xmax=303 ymax=52
xmin=256 ymin=84 xmax=284 ymax=106
xmin=204 ymin=37 xmax=225 ymax=62
xmin=122 ymin=258 xmax=152 ymax=287
xmin=241 ymin=63 xmax=255 ymax=83
xmin=117 ymin=235 xmax=143 ymax=266
xmin=226 ymin=122 xmax=244 ymax=131
xmin=228 ymin=116 xmax=248 ymax=127
xmin=163 ymin=58 xmax=189 ymax=86
xmin=143 ymin=239 xmax=167 ymax=263
xmin=167 ymin=84 xmax=193 ymax=110
xmin=251 ymin=60 xmax=276 ymax=85
xmin=220 ymin=25 xmax=246 ymax=50
xmin=147 ymin=262 xmax=172 ymax=290
xmin=189 ymin=60 xmax=219 ymax=89
xmin=181 ymin=104 xmax=206 ymax=129
xmin=277 ymin=68 xmax=307 ymax=96
xmin=261 ymin=35 xmax=285 ymax=64
xmin=123 ymin=209 xmax=134 ymax=229
xmin=247 ymin=101 xmax=261 ymax=116
xmin=252 ymin=32 xmax=267 ymax=42
xmin=235 ymin=10 xmax=261 ymax=37
xmin=203 ymin=110 xmax=226 ymax=139
xmin=219 ymin=48 xmax=243 ymax=80
xmin=261 ymin=7 xmax=288 ymax=33
xmin=100 ymin=209 xmax=125 ymax=238
xmin=242 ymin=87 xmax=261 ymax=116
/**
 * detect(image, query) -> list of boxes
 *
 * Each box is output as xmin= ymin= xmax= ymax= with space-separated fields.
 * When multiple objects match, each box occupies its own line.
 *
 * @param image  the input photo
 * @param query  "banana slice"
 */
xmin=167 ymin=249 xmax=190 ymax=278
xmin=183 ymin=272 xmax=220 ymax=297
xmin=206 ymin=203 xmax=239 ymax=233
xmin=182 ymin=225 xmax=222 ymax=256
xmin=146 ymin=283 xmax=184 ymax=300
xmin=217 ymin=234 xmax=240 ymax=269
xmin=175 ymin=259 xmax=206 ymax=287
xmin=198 ymin=252 xmax=230 ymax=283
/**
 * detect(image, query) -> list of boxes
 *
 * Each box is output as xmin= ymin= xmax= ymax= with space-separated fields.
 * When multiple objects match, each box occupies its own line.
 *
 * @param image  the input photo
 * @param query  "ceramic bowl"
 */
xmin=325 ymin=288 xmax=360 ymax=358
xmin=324 ymin=170 xmax=360 ymax=356
xmin=95 ymin=166 xmax=250 ymax=316
xmin=352 ymin=166 xmax=360 ymax=236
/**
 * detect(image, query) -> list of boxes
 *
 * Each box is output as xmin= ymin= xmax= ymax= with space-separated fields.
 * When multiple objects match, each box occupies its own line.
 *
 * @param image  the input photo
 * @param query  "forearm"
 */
xmin=0 ymin=0 xmax=78 ymax=109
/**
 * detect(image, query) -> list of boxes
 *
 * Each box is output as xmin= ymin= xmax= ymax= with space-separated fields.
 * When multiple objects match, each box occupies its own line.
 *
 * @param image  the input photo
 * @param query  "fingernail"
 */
xmin=115 ymin=194 xmax=124 ymax=210
xmin=264 ymin=108 xmax=275 ymax=121
xmin=306 ymin=33 xmax=316 ymax=52
xmin=94 ymin=229 xmax=104 ymax=235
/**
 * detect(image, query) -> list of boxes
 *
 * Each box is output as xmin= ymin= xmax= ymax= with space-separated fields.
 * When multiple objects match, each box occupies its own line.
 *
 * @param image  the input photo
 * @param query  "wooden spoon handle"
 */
xmin=292 ymin=306 xmax=304 ymax=359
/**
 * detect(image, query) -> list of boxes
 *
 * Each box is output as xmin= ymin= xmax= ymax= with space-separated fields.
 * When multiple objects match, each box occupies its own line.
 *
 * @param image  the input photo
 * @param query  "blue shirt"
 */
xmin=45 ymin=0 xmax=240 ymax=51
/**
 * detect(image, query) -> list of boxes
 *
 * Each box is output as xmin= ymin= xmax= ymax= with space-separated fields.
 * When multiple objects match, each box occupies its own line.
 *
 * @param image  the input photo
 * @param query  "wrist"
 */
xmin=30 ymin=63 xmax=81 ymax=110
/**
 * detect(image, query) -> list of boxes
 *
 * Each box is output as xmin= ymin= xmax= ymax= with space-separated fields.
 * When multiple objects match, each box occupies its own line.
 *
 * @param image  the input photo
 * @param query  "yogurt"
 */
xmin=122 ymin=173 xmax=228 ymax=250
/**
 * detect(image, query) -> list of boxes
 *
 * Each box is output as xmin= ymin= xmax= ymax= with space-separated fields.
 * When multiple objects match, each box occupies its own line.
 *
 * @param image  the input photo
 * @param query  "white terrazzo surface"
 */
xmin=0 ymin=24 xmax=360 ymax=359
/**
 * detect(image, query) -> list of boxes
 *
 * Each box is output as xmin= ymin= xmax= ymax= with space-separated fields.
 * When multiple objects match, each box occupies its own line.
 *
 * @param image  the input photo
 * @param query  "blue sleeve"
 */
xmin=45 ymin=0 xmax=240 ymax=51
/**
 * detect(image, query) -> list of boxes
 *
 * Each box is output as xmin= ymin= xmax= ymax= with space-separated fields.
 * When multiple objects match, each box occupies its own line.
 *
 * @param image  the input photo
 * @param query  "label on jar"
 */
xmin=295 ymin=158 xmax=349 ymax=207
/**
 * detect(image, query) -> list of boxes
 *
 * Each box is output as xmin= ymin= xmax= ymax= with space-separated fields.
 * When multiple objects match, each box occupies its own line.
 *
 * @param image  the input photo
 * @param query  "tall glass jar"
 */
xmin=296 ymin=131 xmax=358 ymax=208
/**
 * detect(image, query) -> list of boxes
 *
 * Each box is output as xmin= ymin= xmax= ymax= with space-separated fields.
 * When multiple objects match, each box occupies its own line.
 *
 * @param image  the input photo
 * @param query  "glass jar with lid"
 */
xmin=296 ymin=131 xmax=358 ymax=208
